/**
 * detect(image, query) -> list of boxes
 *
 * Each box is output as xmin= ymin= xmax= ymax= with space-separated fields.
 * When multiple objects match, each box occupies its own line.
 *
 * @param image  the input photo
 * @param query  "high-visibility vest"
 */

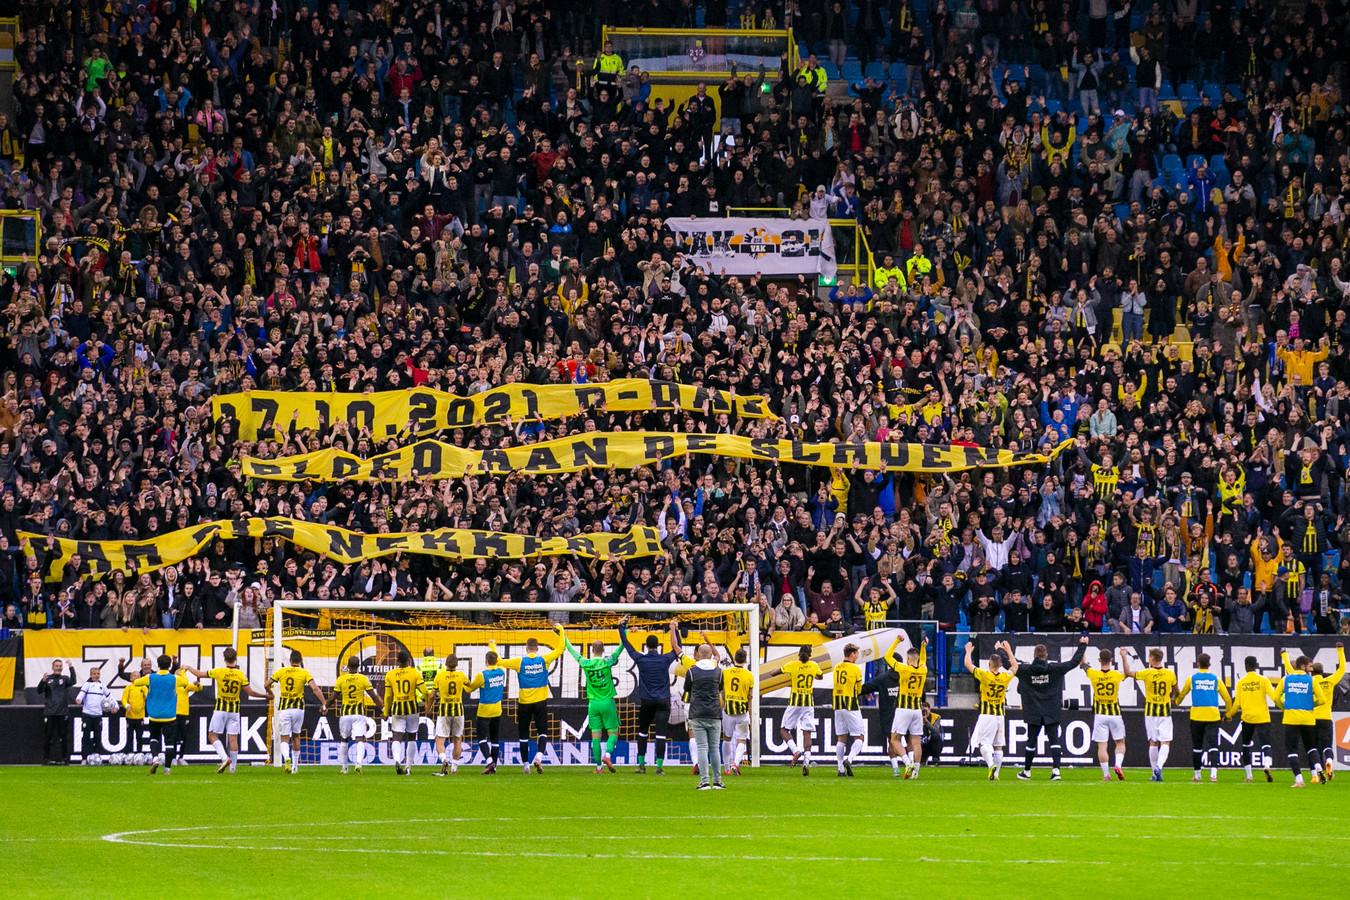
xmin=597 ymin=53 xmax=623 ymax=75
xmin=906 ymin=255 xmax=932 ymax=283
xmin=418 ymin=655 xmax=442 ymax=685
xmin=873 ymin=265 xmax=906 ymax=290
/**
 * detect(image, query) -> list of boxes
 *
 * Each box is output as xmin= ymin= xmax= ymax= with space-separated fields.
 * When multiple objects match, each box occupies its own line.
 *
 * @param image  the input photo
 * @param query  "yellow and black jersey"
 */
xmin=781 ymin=660 xmax=822 ymax=707
xmin=334 ymin=672 xmax=375 ymax=716
xmin=723 ymin=666 xmax=752 ymax=715
xmin=383 ymin=666 xmax=426 ymax=717
xmin=271 ymin=666 xmax=313 ymax=710
xmin=883 ymin=639 xmax=927 ymax=709
xmin=832 ymin=661 xmax=863 ymax=711
xmin=208 ymin=667 xmax=251 ymax=713
xmin=1086 ymin=667 xmax=1124 ymax=716
xmin=1134 ymin=522 xmax=1157 ymax=556
xmin=862 ymin=599 xmax=891 ymax=628
xmin=1090 ymin=463 xmax=1120 ymax=499
xmin=973 ymin=668 xmax=1014 ymax=715
xmin=1132 ymin=667 xmax=1177 ymax=717
xmin=433 ymin=669 xmax=471 ymax=717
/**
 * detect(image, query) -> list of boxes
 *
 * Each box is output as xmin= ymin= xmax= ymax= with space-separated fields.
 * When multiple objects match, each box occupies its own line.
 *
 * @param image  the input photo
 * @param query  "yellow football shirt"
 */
xmin=1085 ymin=668 xmax=1124 ymax=715
xmin=433 ymin=669 xmax=471 ymax=717
xmin=973 ymin=668 xmax=1013 ymax=715
xmin=883 ymin=640 xmax=927 ymax=709
xmin=272 ymin=666 xmax=314 ymax=710
xmin=1228 ymin=672 xmax=1280 ymax=724
xmin=174 ymin=668 xmax=203 ymax=716
xmin=722 ymin=666 xmax=752 ymax=715
xmin=832 ymin=661 xmax=863 ymax=711
xmin=1131 ymin=667 xmax=1177 ymax=716
xmin=383 ymin=666 xmax=425 ymax=717
xmin=781 ymin=660 xmax=822 ymax=707
xmin=121 ymin=682 xmax=148 ymax=720
xmin=863 ymin=599 xmax=891 ymax=628
xmin=335 ymin=672 xmax=376 ymax=716
xmin=208 ymin=667 xmax=251 ymax=713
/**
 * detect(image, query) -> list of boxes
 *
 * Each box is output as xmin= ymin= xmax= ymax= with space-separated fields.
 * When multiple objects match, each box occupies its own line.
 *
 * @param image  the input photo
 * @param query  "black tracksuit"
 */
xmin=1017 ymin=643 xmax=1086 ymax=771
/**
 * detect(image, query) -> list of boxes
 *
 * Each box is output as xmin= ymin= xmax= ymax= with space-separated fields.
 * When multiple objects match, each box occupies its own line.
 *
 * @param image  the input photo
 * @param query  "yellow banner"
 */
xmin=244 ymin=434 xmax=1075 ymax=481
xmin=20 ymin=518 xmax=663 ymax=582
xmin=213 ymin=380 xmax=775 ymax=440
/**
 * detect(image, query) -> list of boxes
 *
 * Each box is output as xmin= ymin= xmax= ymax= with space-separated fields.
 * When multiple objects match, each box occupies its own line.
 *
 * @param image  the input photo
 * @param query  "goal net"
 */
xmin=255 ymin=601 xmax=761 ymax=769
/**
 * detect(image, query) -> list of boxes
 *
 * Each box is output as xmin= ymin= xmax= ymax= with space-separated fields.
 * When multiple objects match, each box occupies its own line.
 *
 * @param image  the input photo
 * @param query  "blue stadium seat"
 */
xmin=1178 ymin=83 xmax=1199 ymax=101
xmin=1158 ymin=84 xmax=1177 ymax=101
xmin=1114 ymin=203 xmax=1131 ymax=222
xmin=1209 ymin=154 xmax=1227 ymax=171
xmin=1201 ymin=83 xmax=1222 ymax=100
xmin=822 ymin=62 xmax=840 ymax=80
xmin=842 ymin=61 xmax=863 ymax=81
xmin=865 ymin=61 xmax=886 ymax=79
xmin=1045 ymin=98 xmax=1063 ymax=114
xmin=889 ymin=61 xmax=907 ymax=83
xmin=1160 ymin=153 xmax=1182 ymax=173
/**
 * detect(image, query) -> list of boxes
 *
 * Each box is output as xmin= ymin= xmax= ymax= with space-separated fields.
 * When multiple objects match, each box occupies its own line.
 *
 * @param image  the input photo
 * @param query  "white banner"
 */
xmin=667 ymin=217 xmax=838 ymax=281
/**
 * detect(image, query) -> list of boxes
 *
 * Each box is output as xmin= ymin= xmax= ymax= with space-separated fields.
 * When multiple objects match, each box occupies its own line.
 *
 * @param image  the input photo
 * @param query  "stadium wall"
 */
xmin=4 ymin=702 xmax=1349 ymax=770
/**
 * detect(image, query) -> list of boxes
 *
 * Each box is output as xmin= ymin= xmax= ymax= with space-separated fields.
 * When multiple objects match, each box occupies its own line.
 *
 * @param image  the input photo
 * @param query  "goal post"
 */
xmin=264 ymin=600 xmax=761 ymax=769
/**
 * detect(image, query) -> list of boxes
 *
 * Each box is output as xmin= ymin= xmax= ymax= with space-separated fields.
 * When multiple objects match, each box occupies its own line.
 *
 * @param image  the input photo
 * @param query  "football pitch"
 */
xmin=1 ymin=764 xmax=1343 ymax=898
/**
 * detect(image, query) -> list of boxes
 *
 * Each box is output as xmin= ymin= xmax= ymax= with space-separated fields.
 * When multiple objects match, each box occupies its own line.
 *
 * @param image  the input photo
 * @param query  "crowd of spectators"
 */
xmin=1 ymin=0 xmax=1350 ymax=642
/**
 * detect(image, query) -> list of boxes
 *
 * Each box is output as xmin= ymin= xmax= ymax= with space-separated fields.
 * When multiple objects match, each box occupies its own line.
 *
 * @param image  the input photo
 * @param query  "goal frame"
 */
xmin=268 ymin=600 xmax=762 ymax=768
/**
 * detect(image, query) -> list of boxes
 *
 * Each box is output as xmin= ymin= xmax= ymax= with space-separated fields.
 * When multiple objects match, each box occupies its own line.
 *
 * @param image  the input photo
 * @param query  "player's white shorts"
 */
xmin=971 ymin=713 xmax=1006 ymax=748
xmin=276 ymin=707 xmax=305 ymax=737
xmin=890 ymin=708 xmax=923 ymax=737
xmin=781 ymin=705 xmax=817 ymax=732
xmin=833 ymin=709 xmax=865 ymax=737
xmin=722 ymin=712 xmax=750 ymax=741
xmin=1092 ymin=714 xmax=1126 ymax=742
xmin=208 ymin=710 xmax=241 ymax=735
xmin=390 ymin=713 xmax=421 ymax=736
xmin=339 ymin=715 xmax=374 ymax=740
xmin=1145 ymin=715 xmax=1173 ymax=743
xmin=435 ymin=715 xmax=465 ymax=738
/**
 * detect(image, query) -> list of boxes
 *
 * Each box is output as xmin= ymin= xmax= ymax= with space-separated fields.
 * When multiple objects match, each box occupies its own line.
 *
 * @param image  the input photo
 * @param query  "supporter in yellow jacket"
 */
xmin=1275 ymin=335 xmax=1330 ymax=388
xmin=1249 ymin=535 xmax=1282 ymax=594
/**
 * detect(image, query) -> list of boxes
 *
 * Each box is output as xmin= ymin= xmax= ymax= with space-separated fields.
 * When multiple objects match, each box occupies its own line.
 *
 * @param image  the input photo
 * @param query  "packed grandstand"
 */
xmin=4 ymin=0 xmax=1350 ymax=642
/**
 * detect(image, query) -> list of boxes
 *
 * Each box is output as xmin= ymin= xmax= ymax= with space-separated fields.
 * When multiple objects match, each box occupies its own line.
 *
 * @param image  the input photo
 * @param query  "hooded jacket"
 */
xmin=1081 ymin=580 xmax=1108 ymax=629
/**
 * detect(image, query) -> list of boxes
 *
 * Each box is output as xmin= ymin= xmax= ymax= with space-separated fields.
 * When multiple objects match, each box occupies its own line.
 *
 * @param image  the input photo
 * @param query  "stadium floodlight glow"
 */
xmin=267 ymin=600 xmax=762 ymax=768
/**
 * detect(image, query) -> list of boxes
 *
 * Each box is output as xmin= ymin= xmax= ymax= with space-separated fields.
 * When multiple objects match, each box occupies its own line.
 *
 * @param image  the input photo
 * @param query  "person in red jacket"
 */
xmin=1082 ymin=579 xmax=1108 ymax=630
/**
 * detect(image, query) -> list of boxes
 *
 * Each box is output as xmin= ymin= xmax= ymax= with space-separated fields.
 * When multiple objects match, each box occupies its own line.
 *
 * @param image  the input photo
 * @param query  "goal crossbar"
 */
xmin=269 ymin=600 xmax=762 ymax=767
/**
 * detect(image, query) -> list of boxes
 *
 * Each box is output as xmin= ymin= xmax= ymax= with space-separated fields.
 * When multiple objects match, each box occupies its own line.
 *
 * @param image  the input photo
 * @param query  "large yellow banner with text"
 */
xmin=20 ymin=519 xmax=663 ymax=582
xmin=244 ymin=434 xmax=1075 ymax=481
xmin=213 ymin=380 xmax=775 ymax=440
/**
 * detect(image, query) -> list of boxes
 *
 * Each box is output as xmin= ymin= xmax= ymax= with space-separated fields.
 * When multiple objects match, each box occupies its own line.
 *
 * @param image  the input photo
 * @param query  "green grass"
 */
xmin=1 ymin=763 xmax=1343 ymax=898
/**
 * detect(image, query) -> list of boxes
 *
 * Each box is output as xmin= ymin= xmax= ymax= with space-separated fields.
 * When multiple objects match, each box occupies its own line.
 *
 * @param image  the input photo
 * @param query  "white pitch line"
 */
xmin=89 ymin=840 xmax=1350 ymax=868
